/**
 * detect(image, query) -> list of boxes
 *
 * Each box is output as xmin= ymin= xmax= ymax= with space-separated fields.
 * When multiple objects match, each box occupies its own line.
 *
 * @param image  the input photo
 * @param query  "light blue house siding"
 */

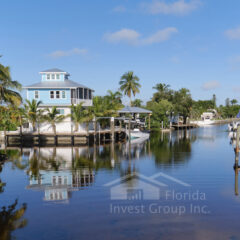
xmin=28 ymin=88 xmax=71 ymax=105
xmin=30 ymin=170 xmax=73 ymax=201
xmin=30 ymin=170 xmax=73 ymax=186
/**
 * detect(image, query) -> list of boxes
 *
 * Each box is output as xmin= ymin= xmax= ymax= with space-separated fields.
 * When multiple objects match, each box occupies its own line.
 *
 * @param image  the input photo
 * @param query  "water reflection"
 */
xmin=0 ymin=200 xmax=27 ymax=240
xmin=1 ymin=130 xmax=201 ymax=203
xmin=234 ymin=151 xmax=239 ymax=196
xmin=25 ymin=147 xmax=95 ymax=202
xmin=0 ymin=155 xmax=28 ymax=240
xmin=150 ymin=130 xmax=197 ymax=166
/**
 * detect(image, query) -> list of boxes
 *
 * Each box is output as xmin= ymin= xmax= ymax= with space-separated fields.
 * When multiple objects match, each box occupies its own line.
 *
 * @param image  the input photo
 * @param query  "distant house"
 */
xmin=201 ymin=109 xmax=217 ymax=121
xmin=23 ymin=68 xmax=94 ymax=132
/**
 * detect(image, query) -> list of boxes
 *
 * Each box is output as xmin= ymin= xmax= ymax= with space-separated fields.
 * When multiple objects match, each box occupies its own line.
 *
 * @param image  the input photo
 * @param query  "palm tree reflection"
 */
xmin=0 ymin=199 xmax=27 ymax=240
xmin=0 ymin=154 xmax=28 ymax=240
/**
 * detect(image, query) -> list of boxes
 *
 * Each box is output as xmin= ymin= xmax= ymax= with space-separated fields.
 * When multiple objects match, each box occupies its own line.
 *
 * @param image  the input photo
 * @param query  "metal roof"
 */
xmin=40 ymin=68 xmax=66 ymax=73
xmin=23 ymin=79 xmax=94 ymax=90
xmin=118 ymin=106 xmax=152 ymax=114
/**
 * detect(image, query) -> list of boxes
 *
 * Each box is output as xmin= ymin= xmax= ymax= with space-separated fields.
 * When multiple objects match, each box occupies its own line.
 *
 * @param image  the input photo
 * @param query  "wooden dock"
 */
xmin=4 ymin=128 xmax=127 ymax=147
xmin=172 ymin=124 xmax=198 ymax=130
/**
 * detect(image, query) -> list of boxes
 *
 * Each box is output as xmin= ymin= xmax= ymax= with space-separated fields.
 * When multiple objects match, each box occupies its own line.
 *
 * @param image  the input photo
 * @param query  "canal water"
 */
xmin=0 ymin=125 xmax=240 ymax=240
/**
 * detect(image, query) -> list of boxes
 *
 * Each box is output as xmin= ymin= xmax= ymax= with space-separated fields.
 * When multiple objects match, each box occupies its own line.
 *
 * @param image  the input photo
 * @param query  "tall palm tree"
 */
xmin=119 ymin=71 xmax=141 ymax=106
xmin=24 ymin=99 xmax=43 ymax=132
xmin=43 ymin=107 xmax=65 ymax=136
xmin=0 ymin=59 xmax=22 ymax=106
xmin=70 ymin=103 xmax=85 ymax=132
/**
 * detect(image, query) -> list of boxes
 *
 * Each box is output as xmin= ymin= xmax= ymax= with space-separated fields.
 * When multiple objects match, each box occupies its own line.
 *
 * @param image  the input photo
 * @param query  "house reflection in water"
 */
xmin=26 ymin=147 xmax=95 ymax=202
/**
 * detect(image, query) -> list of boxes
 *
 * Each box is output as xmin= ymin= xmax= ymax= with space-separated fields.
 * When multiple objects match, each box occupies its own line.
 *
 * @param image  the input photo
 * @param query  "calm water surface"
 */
xmin=0 ymin=125 xmax=240 ymax=240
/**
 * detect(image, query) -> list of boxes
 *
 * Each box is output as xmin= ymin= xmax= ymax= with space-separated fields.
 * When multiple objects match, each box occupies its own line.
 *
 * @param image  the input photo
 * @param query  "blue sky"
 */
xmin=1 ymin=0 xmax=240 ymax=105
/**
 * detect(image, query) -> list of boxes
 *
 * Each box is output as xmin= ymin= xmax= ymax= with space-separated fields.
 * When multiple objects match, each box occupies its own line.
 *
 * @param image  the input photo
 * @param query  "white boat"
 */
xmin=191 ymin=118 xmax=215 ymax=126
xmin=127 ymin=128 xmax=150 ymax=143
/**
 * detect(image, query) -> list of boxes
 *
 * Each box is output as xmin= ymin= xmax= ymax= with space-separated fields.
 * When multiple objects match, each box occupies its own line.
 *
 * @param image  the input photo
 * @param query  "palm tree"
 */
xmin=231 ymin=99 xmax=238 ymax=106
xmin=152 ymin=83 xmax=172 ymax=102
xmin=0 ymin=59 xmax=22 ymax=106
xmin=131 ymin=98 xmax=142 ymax=107
xmin=0 ymin=107 xmax=12 ymax=137
xmin=24 ymin=99 xmax=43 ymax=132
xmin=119 ymin=71 xmax=141 ymax=106
xmin=43 ymin=107 xmax=65 ymax=136
xmin=82 ymin=107 xmax=95 ymax=134
xmin=153 ymin=83 xmax=170 ymax=92
xmin=10 ymin=107 xmax=26 ymax=136
xmin=70 ymin=103 xmax=85 ymax=132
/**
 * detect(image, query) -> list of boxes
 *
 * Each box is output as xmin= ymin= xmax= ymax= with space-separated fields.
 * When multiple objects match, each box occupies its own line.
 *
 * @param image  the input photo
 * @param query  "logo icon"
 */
xmin=104 ymin=172 xmax=191 ymax=200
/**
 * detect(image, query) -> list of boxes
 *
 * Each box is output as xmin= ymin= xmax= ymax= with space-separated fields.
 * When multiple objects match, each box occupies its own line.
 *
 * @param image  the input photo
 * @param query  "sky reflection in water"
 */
xmin=0 ymin=125 xmax=240 ymax=240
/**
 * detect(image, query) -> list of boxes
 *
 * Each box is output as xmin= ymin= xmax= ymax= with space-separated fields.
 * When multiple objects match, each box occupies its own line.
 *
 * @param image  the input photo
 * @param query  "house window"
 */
xmin=56 ymin=74 xmax=60 ymax=80
xmin=64 ymin=177 xmax=67 ymax=185
xmin=62 ymin=91 xmax=66 ymax=98
xmin=50 ymin=91 xmax=54 ymax=99
xmin=84 ymin=89 xmax=88 ymax=99
xmin=58 ymin=176 xmax=62 ymax=185
xmin=56 ymin=91 xmax=60 ymax=98
xmin=57 ymin=109 xmax=65 ymax=115
xmin=34 ymin=91 xmax=39 ymax=99
xmin=51 ymin=74 xmax=55 ymax=80
xmin=79 ymin=88 xmax=83 ymax=99
xmin=47 ymin=74 xmax=50 ymax=80
xmin=89 ymin=90 xmax=92 ymax=99
xmin=53 ymin=176 xmax=56 ymax=185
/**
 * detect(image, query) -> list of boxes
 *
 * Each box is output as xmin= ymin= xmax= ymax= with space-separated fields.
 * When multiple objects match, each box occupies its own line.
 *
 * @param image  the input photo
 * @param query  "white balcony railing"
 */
xmin=71 ymin=98 xmax=93 ymax=106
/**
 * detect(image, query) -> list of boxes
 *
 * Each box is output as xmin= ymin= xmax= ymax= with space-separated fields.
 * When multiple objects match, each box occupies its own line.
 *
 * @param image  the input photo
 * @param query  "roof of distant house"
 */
xmin=24 ymin=79 xmax=94 ymax=90
xmin=118 ymin=106 xmax=152 ymax=114
xmin=40 ymin=68 xmax=67 ymax=73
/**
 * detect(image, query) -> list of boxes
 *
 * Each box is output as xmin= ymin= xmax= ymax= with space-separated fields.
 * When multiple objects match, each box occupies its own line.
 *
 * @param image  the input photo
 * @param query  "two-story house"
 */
xmin=24 ymin=68 xmax=94 ymax=132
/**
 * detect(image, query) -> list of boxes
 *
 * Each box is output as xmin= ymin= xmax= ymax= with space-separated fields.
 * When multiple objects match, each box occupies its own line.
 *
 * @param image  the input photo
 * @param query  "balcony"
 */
xmin=71 ymin=98 xmax=93 ymax=106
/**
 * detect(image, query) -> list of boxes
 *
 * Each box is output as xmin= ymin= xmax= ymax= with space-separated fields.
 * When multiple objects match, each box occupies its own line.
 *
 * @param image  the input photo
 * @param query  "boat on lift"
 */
xmin=127 ymin=128 xmax=150 ymax=143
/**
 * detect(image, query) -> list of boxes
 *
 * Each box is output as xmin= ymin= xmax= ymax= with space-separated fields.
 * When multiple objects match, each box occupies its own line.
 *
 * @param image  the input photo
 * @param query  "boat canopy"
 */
xmin=118 ymin=106 xmax=152 ymax=114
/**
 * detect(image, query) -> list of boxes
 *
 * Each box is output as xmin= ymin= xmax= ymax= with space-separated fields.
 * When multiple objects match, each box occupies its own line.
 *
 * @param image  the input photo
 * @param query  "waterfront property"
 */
xmin=23 ymin=68 xmax=94 ymax=133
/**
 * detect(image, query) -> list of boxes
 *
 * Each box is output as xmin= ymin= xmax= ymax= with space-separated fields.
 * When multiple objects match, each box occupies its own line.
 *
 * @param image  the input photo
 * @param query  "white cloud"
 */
xmin=225 ymin=27 xmax=240 ymax=40
xmin=142 ymin=0 xmax=201 ymax=15
xmin=104 ymin=27 xmax=178 ymax=46
xmin=104 ymin=29 xmax=140 ymax=45
xmin=141 ymin=28 xmax=178 ymax=45
xmin=112 ymin=5 xmax=126 ymax=13
xmin=48 ymin=48 xmax=88 ymax=58
xmin=202 ymin=80 xmax=220 ymax=91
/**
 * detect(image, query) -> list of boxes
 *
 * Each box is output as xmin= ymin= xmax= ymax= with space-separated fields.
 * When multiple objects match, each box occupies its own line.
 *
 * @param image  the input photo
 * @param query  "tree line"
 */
xmin=1 ymin=56 xmax=240 ymax=132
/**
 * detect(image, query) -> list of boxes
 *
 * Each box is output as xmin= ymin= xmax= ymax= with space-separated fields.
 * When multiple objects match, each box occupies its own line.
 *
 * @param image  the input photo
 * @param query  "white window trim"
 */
xmin=50 ymin=91 xmax=55 ymax=99
xmin=45 ymin=73 xmax=62 ymax=81
xmin=49 ymin=90 xmax=67 ymax=99
xmin=62 ymin=90 xmax=66 ymax=99
xmin=34 ymin=90 xmax=39 ymax=99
